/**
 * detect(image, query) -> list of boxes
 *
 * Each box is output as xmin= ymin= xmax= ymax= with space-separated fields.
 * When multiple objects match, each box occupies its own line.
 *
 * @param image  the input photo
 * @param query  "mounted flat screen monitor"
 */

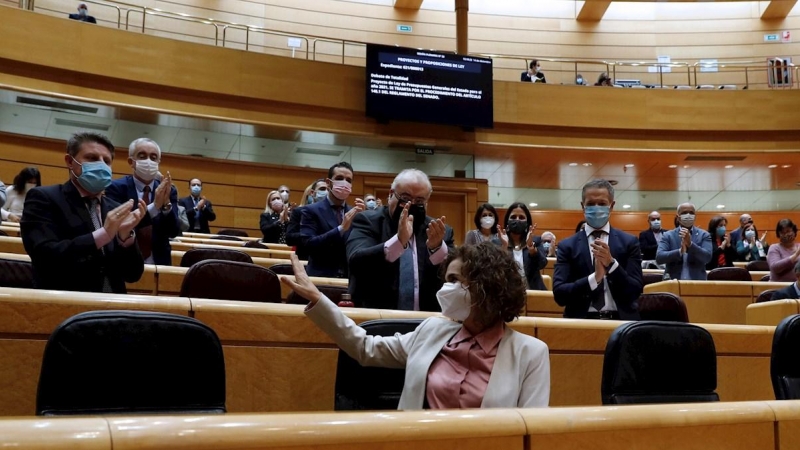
xmin=365 ymin=44 xmax=493 ymax=129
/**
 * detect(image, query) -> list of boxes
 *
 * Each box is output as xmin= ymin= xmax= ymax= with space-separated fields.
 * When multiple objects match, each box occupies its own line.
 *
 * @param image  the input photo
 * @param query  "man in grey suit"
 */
xmin=656 ymin=202 xmax=713 ymax=280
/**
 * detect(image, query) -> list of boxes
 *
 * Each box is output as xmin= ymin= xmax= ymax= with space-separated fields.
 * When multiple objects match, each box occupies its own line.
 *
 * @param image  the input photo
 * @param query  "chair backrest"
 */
xmin=268 ymin=263 xmax=294 ymax=275
xmin=771 ymin=315 xmax=800 ymax=400
xmin=757 ymin=289 xmax=778 ymax=303
xmin=335 ymin=319 xmax=422 ymax=410
xmin=180 ymin=260 xmax=281 ymax=303
xmin=244 ymin=240 xmax=268 ymax=249
xmin=602 ymin=321 xmax=718 ymax=405
xmin=211 ymin=235 xmax=242 ymax=242
xmin=217 ymin=229 xmax=249 ymax=237
xmin=36 ymin=310 xmax=225 ymax=415
xmin=761 ymin=274 xmax=771 ymax=282
xmin=638 ymin=292 xmax=689 ymax=322
xmin=0 ymin=229 xmax=6 ymax=236
xmin=642 ymin=273 xmax=664 ymax=286
xmin=0 ymin=258 xmax=34 ymax=289
xmin=707 ymin=267 xmax=751 ymax=281
xmin=287 ymin=285 xmax=348 ymax=305
xmin=180 ymin=248 xmax=253 ymax=268
xmin=746 ymin=260 xmax=769 ymax=272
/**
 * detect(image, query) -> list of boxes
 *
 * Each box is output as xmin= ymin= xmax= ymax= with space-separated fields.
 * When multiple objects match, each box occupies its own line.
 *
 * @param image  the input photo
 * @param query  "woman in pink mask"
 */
xmin=283 ymin=242 xmax=550 ymax=410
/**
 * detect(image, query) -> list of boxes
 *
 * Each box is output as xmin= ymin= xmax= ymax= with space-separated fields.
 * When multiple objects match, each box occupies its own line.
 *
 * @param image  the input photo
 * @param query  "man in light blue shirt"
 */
xmin=656 ymin=203 xmax=713 ymax=280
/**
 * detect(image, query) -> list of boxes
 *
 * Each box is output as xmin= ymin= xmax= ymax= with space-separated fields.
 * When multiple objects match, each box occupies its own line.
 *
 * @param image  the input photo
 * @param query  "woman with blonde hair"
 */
xmin=260 ymin=190 xmax=289 ymax=243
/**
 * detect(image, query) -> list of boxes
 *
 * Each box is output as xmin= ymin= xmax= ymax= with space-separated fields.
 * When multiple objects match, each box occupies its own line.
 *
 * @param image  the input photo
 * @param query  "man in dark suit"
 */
xmin=730 ymin=213 xmax=752 ymax=260
xmin=300 ymin=163 xmax=364 ymax=278
xmin=178 ymin=178 xmax=216 ymax=234
xmin=553 ymin=179 xmax=643 ymax=320
xmin=771 ymin=261 xmax=800 ymax=301
xmin=346 ymin=169 xmax=454 ymax=311
xmin=520 ymin=60 xmax=546 ymax=83
xmin=105 ymin=138 xmax=180 ymax=266
xmin=21 ymin=132 xmax=145 ymax=293
xmin=68 ymin=3 xmax=97 ymax=23
xmin=285 ymin=179 xmax=326 ymax=260
xmin=639 ymin=210 xmax=664 ymax=262
xmin=657 ymin=203 xmax=713 ymax=280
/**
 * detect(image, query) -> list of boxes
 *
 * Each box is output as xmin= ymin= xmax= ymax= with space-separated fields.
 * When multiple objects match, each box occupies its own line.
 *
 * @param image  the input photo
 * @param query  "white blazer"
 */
xmin=306 ymin=296 xmax=550 ymax=410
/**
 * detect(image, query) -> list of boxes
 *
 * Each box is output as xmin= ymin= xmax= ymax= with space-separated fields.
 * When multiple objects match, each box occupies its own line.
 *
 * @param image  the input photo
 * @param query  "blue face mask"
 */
xmin=191 ymin=185 xmax=202 ymax=196
xmin=315 ymin=189 xmax=328 ymax=201
xmin=366 ymin=200 xmax=377 ymax=210
xmin=745 ymin=230 xmax=756 ymax=239
xmin=584 ymin=205 xmax=610 ymax=229
xmin=71 ymin=157 xmax=112 ymax=194
xmin=542 ymin=242 xmax=551 ymax=250
xmin=717 ymin=226 xmax=727 ymax=237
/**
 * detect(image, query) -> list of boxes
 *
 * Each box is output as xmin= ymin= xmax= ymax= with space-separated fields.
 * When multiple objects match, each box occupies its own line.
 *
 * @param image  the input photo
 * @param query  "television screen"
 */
xmin=365 ymin=44 xmax=493 ymax=129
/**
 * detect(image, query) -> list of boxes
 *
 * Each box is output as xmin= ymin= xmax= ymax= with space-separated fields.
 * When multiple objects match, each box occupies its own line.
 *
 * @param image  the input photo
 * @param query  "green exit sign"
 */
xmin=397 ymin=24 xmax=413 ymax=33
xmin=765 ymin=34 xmax=779 ymax=42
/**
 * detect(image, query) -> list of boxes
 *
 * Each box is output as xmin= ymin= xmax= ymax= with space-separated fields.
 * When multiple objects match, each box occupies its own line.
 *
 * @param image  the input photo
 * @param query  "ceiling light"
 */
xmin=783 ymin=165 xmax=792 ymax=168
xmin=624 ymin=164 xmax=635 ymax=168
xmin=716 ymin=205 xmax=725 ymax=209
xmin=668 ymin=164 xmax=678 ymax=168
xmin=568 ymin=162 xmax=578 ymax=167
xmin=724 ymin=165 xmax=734 ymax=169
xmin=529 ymin=202 xmax=538 ymax=207
xmin=769 ymin=164 xmax=778 ymax=168
xmin=582 ymin=163 xmax=592 ymax=167
xmin=622 ymin=204 xmax=631 ymax=209
xmin=683 ymin=165 xmax=691 ymax=169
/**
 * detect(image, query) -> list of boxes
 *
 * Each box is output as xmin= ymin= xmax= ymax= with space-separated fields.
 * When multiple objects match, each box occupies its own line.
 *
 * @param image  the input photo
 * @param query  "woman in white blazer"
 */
xmin=282 ymin=242 xmax=550 ymax=409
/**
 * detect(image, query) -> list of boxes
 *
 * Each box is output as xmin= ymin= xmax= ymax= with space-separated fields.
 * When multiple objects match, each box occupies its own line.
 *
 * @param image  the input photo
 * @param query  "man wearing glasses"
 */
xmin=346 ymin=169 xmax=454 ymax=311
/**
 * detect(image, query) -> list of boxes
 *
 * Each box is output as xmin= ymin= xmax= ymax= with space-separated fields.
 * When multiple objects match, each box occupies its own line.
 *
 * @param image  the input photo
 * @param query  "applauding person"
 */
xmin=501 ymin=202 xmax=547 ymax=291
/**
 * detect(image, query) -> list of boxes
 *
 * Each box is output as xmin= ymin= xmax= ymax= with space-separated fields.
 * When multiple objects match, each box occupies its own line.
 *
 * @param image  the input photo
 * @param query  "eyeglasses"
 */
xmin=396 ymin=193 xmax=427 ymax=206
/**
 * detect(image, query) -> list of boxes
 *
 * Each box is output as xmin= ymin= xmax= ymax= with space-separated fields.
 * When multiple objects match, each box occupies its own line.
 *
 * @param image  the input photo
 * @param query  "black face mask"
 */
xmin=391 ymin=199 xmax=427 ymax=233
xmin=507 ymin=220 xmax=528 ymax=236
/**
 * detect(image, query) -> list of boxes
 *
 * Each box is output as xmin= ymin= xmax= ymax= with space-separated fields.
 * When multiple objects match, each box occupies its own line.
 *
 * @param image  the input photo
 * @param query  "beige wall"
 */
xmin=32 ymin=0 xmax=800 ymax=86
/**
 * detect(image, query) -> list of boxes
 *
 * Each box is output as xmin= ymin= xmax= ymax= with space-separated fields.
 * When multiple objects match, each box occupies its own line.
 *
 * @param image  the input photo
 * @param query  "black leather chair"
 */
xmin=335 ymin=319 xmax=422 ymax=410
xmin=707 ymin=267 xmax=751 ymax=281
xmin=642 ymin=273 xmax=664 ymax=286
xmin=287 ymin=285 xmax=348 ymax=305
xmin=757 ymin=289 xmax=778 ymax=303
xmin=601 ymin=321 xmax=718 ymax=405
xmin=36 ymin=310 xmax=225 ymax=415
xmin=637 ymin=292 xmax=689 ymax=322
xmin=0 ymin=258 xmax=34 ymax=288
xmin=761 ymin=274 xmax=771 ymax=282
xmin=244 ymin=240 xmax=268 ymax=249
xmin=180 ymin=248 xmax=253 ymax=268
xmin=0 ymin=229 xmax=7 ymax=236
xmin=772 ymin=314 xmax=800 ymax=400
xmin=746 ymin=260 xmax=769 ymax=272
xmin=268 ymin=263 xmax=294 ymax=275
xmin=180 ymin=260 xmax=281 ymax=303
xmin=217 ymin=229 xmax=249 ymax=237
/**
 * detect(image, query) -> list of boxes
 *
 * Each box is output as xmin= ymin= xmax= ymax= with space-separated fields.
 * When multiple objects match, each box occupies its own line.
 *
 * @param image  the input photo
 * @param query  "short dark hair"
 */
xmin=777 ymin=218 xmax=797 ymax=236
xmin=189 ymin=178 xmax=202 ymax=186
xmin=529 ymin=60 xmax=539 ymax=69
xmin=66 ymin=132 xmax=115 ymax=159
xmin=581 ymin=179 xmax=615 ymax=203
xmin=443 ymin=242 xmax=526 ymax=323
xmin=327 ymin=161 xmax=353 ymax=179
xmin=707 ymin=215 xmax=728 ymax=237
xmin=503 ymin=202 xmax=532 ymax=230
xmin=473 ymin=203 xmax=499 ymax=235
xmin=313 ymin=178 xmax=326 ymax=190
xmin=12 ymin=166 xmax=41 ymax=192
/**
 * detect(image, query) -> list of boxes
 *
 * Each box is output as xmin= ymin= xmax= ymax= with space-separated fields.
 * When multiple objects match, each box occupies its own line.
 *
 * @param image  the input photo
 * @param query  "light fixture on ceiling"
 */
xmin=716 ymin=205 xmax=726 ymax=209
xmin=668 ymin=164 xmax=678 ymax=168
xmin=724 ymin=165 xmax=734 ymax=169
xmin=783 ymin=165 xmax=792 ymax=168
xmin=622 ymin=204 xmax=631 ymax=209
xmin=582 ymin=163 xmax=592 ymax=167
xmin=769 ymin=164 xmax=778 ymax=168
xmin=624 ymin=164 xmax=635 ymax=168
xmin=529 ymin=202 xmax=538 ymax=207
xmin=568 ymin=162 xmax=578 ymax=166
xmin=683 ymin=165 xmax=691 ymax=169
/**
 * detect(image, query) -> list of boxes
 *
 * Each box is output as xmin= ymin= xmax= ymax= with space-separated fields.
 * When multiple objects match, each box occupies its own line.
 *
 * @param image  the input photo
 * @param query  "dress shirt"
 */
xmin=426 ymin=320 xmax=505 ymax=409
xmin=132 ymin=176 xmax=171 ymax=218
xmin=71 ymin=180 xmax=134 ymax=249
xmin=584 ymin=223 xmax=620 ymax=312
xmin=512 ymin=248 xmax=525 ymax=278
xmin=384 ymin=234 xmax=448 ymax=311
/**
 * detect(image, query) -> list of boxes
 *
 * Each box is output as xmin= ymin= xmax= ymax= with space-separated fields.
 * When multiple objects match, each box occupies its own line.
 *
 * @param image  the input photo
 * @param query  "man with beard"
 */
xmin=346 ymin=169 xmax=454 ymax=311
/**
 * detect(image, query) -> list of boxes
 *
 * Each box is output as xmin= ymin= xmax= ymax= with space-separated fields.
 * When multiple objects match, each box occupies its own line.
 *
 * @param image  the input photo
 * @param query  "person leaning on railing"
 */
xmin=282 ymin=242 xmax=550 ymax=409
xmin=521 ymin=60 xmax=547 ymax=83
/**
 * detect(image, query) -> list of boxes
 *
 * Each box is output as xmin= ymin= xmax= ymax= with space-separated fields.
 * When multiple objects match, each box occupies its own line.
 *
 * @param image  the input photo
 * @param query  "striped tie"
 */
xmin=86 ymin=198 xmax=113 ymax=293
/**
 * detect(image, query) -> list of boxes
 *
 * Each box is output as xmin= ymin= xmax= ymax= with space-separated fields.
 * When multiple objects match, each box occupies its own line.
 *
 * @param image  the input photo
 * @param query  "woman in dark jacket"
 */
xmin=706 ymin=215 xmax=737 ymax=270
xmin=260 ymin=190 xmax=288 ymax=244
xmin=502 ymin=202 xmax=547 ymax=291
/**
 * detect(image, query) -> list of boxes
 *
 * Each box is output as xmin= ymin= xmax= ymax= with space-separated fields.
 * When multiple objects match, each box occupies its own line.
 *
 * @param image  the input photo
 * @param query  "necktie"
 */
xmin=86 ymin=198 xmax=113 ymax=293
xmin=142 ymin=185 xmax=152 ymax=205
xmin=333 ymin=206 xmax=344 ymax=225
xmin=590 ymin=230 xmax=606 ymax=311
xmin=398 ymin=241 xmax=415 ymax=310
xmin=139 ymin=186 xmax=153 ymax=260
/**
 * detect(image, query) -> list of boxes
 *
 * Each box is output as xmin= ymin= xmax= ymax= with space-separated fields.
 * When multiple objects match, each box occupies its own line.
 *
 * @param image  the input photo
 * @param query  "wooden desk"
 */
xmin=170 ymin=250 xmax=302 ymax=269
xmin=525 ymin=290 xmax=562 ymax=318
xmin=543 ymin=257 xmax=556 ymax=279
xmin=747 ymin=300 xmax=800 ymax=326
xmin=182 ymin=232 xmax=259 ymax=242
xmin=169 ymin=241 xmax=293 ymax=260
xmin=174 ymin=236 xmax=291 ymax=251
xmin=0 ymin=236 xmax=24 ymax=254
xmin=0 ymin=226 xmax=20 ymax=237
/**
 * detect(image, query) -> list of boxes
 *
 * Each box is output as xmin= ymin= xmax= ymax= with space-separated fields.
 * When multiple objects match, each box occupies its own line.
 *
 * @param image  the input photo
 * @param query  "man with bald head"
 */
xmin=730 ymin=213 xmax=753 ymax=259
xmin=639 ymin=211 xmax=663 ymax=265
xmin=656 ymin=203 xmax=712 ymax=280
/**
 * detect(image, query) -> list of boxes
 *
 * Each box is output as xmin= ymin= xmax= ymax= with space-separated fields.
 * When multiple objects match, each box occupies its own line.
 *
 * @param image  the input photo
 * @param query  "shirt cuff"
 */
xmin=0 ymin=208 xmax=8 ymax=220
xmin=117 ymin=231 xmax=136 ymax=248
xmin=587 ymin=273 xmax=599 ymax=291
xmin=384 ymin=234 xmax=405 ymax=263
xmin=147 ymin=203 xmax=159 ymax=218
xmin=607 ymin=259 xmax=620 ymax=274
xmin=337 ymin=225 xmax=344 ymax=235
xmin=93 ymin=228 xmax=112 ymax=249
xmin=429 ymin=242 xmax=448 ymax=265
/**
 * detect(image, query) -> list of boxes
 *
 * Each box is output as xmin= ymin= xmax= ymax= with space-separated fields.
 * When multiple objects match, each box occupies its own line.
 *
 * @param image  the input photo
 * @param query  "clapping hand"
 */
xmin=154 ymin=172 xmax=172 ymax=209
xmin=525 ymin=224 xmax=538 ymax=254
xmin=280 ymin=254 xmax=322 ymax=305
xmin=498 ymin=226 xmax=509 ymax=248
xmin=340 ymin=198 xmax=365 ymax=232
xmin=426 ymin=216 xmax=447 ymax=251
xmin=397 ymin=203 xmax=413 ymax=247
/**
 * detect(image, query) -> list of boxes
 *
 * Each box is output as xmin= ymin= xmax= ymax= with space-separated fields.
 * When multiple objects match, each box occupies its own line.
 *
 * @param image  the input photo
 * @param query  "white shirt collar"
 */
xmin=584 ymin=222 xmax=611 ymax=237
xmin=132 ymin=176 xmax=155 ymax=193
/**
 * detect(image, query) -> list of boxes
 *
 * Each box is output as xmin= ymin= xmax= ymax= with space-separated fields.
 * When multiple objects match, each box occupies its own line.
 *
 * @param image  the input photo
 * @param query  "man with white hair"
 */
xmin=656 ymin=202 xmax=712 ymax=280
xmin=346 ymin=169 xmax=454 ymax=311
xmin=105 ymin=138 xmax=180 ymax=265
xmin=540 ymin=231 xmax=557 ymax=257
xmin=730 ymin=213 xmax=753 ymax=259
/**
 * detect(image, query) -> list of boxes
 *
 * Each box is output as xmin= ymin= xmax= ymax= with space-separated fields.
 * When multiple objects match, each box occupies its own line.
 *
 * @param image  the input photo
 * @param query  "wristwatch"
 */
xmin=118 ymin=230 xmax=135 ymax=243
xmin=161 ymin=202 xmax=172 ymax=212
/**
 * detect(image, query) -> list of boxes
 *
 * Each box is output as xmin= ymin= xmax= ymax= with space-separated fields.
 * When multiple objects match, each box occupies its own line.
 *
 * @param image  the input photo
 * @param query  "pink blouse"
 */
xmin=425 ymin=321 xmax=505 ymax=409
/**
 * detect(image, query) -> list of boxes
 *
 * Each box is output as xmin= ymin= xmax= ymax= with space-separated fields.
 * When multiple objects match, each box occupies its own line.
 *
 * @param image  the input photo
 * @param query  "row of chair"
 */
xmin=32 ymin=309 xmax=800 ymax=415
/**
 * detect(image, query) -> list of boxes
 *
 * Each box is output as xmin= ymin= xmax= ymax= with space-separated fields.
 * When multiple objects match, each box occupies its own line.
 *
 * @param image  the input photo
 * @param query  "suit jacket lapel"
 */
xmin=62 ymin=181 xmax=94 ymax=235
xmin=126 ymin=176 xmax=137 ymax=203
xmin=577 ymin=231 xmax=593 ymax=274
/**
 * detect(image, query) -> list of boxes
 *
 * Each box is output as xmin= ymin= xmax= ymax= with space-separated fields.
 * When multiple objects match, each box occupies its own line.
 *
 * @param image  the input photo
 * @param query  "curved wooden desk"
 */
xmin=747 ymin=299 xmax=800 ymax=326
xmin=174 ymin=236 xmax=291 ymax=251
xmin=169 ymin=241 xmax=293 ymax=259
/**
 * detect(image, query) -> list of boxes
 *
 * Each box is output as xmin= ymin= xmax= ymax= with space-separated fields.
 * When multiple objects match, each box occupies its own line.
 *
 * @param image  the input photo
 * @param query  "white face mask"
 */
xmin=279 ymin=191 xmax=289 ymax=202
xmin=25 ymin=183 xmax=37 ymax=191
xmin=679 ymin=213 xmax=696 ymax=228
xmin=134 ymin=159 xmax=159 ymax=181
xmin=480 ymin=216 xmax=494 ymax=229
xmin=436 ymin=282 xmax=472 ymax=322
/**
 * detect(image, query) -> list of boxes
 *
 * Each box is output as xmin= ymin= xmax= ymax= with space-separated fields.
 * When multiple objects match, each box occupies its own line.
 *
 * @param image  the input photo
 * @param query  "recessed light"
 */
xmin=529 ymin=202 xmax=538 ymax=207
xmin=624 ymin=164 xmax=635 ymax=168
xmin=683 ymin=165 xmax=691 ymax=169
xmin=568 ymin=162 xmax=578 ymax=167
xmin=769 ymin=164 xmax=778 ymax=168
xmin=669 ymin=164 xmax=678 ymax=169
xmin=716 ymin=205 xmax=726 ymax=209
xmin=725 ymin=165 xmax=734 ymax=169
xmin=582 ymin=163 xmax=592 ymax=167
xmin=622 ymin=204 xmax=631 ymax=209
xmin=783 ymin=165 xmax=792 ymax=168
